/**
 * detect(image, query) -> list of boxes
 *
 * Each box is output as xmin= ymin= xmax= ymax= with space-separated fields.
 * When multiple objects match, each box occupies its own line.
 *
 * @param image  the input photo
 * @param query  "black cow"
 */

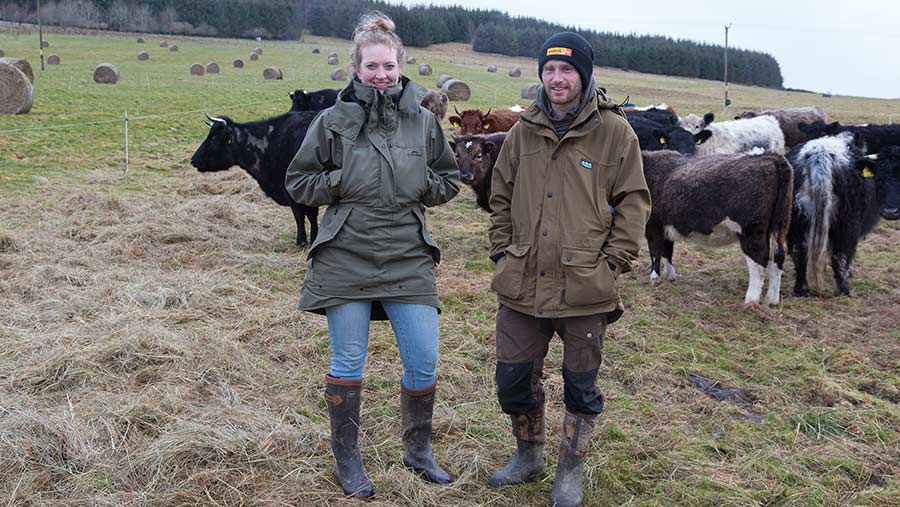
xmin=798 ymin=120 xmax=900 ymax=155
xmin=626 ymin=108 xmax=679 ymax=126
xmin=449 ymin=132 xmax=507 ymax=212
xmin=191 ymin=112 xmax=319 ymax=246
xmin=641 ymin=151 xmax=793 ymax=305
xmin=289 ymin=88 xmax=339 ymax=112
xmin=787 ymin=133 xmax=900 ymax=296
xmin=629 ymin=115 xmax=712 ymax=155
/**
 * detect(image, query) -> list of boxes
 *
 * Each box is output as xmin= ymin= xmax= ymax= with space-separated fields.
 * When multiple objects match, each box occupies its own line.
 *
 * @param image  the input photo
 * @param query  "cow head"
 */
xmin=191 ymin=114 xmax=238 ymax=172
xmin=450 ymin=134 xmax=498 ymax=185
xmin=448 ymin=107 xmax=491 ymax=134
xmin=678 ymin=112 xmax=714 ymax=134
xmin=862 ymin=147 xmax=900 ymax=220
xmin=798 ymin=120 xmax=842 ymax=141
xmin=654 ymin=127 xmax=712 ymax=155
xmin=289 ymin=88 xmax=338 ymax=112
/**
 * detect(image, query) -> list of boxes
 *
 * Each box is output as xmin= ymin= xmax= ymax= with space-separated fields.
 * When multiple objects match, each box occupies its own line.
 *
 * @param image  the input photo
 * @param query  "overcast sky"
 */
xmin=392 ymin=0 xmax=899 ymax=100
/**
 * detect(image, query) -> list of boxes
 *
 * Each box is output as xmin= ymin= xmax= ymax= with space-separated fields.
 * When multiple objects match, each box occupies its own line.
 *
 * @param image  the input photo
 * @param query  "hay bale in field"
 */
xmin=0 ymin=57 xmax=34 ymax=83
xmin=327 ymin=55 xmax=339 ymax=65
xmin=436 ymin=74 xmax=452 ymax=88
xmin=263 ymin=67 xmax=283 ymax=80
xmin=406 ymin=56 xmax=415 ymax=64
xmin=189 ymin=63 xmax=205 ymax=76
xmin=487 ymin=64 xmax=497 ymax=73
xmin=205 ymin=62 xmax=220 ymax=74
xmin=250 ymin=52 xmax=259 ymax=61
xmin=330 ymin=68 xmax=346 ymax=81
xmin=233 ymin=58 xmax=244 ymax=68
xmin=509 ymin=67 xmax=522 ymax=77
xmin=159 ymin=41 xmax=168 ymax=47
xmin=136 ymin=37 xmax=144 ymax=43
xmin=137 ymin=51 xmax=149 ymax=61
xmin=169 ymin=45 xmax=178 ymax=52
xmin=41 ymin=40 xmax=49 ymax=48
xmin=441 ymin=79 xmax=470 ymax=101
xmin=521 ymin=83 xmax=541 ymax=100
xmin=47 ymin=54 xmax=60 ymax=65
xmin=328 ymin=51 xmax=338 ymax=58
xmin=0 ymin=63 xmax=33 ymax=114
xmin=253 ymin=47 xmax=263 ymax=55
xmin=93 ymin=63 xmax=119 ymax=84
xmin=418 ymin=63 xmax=432 ymax=76
xmin=312 ymin=48 xmax=320 ymax=54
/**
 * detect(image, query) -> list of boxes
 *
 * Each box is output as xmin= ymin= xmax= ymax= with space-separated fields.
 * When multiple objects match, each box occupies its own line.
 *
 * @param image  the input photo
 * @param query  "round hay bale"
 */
xmin=137 ymin=51 xmax=149 ymax=61
xmin=263 ymin=67 xmax=283 ymax=80
xmin=205 ymin=62 xmax=220 ymax=74
xmin=159 ymin=41 xmax=168 ymax=47
xmin=327 ymin=55 xmax=339 ymax=65
xmin=169 ymin=45 xmax=178 ymax=52
xmin=521 ymin=83 xmax=541 ymax=100
xmin=330 ymin=68 xmax=347 ymax=81
xmin=0 ymin=57 xmax=34 ymax=83
xmin=47 ymin=54 xmax=60 ymax=65
xmin=328 ymin=52 xmax=338 ymax=59
xmin=487 ymin=65 xmax=497 ymax=73
xmin=92 ymin=63 xmax=119 ymax=84
xmin=441 ymin=79 xmax=471 ymax=101
xmin=312 ymin=48 xmax=320 ymax=54
xmin=509 ymin=67 xmax=522 ymax=77
xmin=0 ymin=63 xmax=33 ymax=114
xmin=418 ymin=63 xmax=432 ymax=76
xmin=436 ymin=74 xmax=452 ymax=88
xmin=250 ymin=52 xmax=259 ymax=61
xmin=41 ymin=40 xmax=49 ymax=48
xmin=406 ymin=56 xmax=416 ymax=64
xmin=253 ymin=47 xmax=263 ymax=55
xmin=189 ymin=63 xmax=205 ymax=76
xmin=136 ymin=37 xmax=144 ymax=43
xmin=233 ymin=58 xmax=244 ymax=68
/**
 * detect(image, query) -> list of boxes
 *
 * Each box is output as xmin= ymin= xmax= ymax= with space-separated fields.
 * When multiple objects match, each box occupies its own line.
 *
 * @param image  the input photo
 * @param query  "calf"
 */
xmin=787 ymin=133 xmax=900 ymax=296
xmin=629 ymin=115 xmax=711 ymax=155
xmin=735 ymin=107 xmax=828 ymax=148
xmin=448 ymin=106 xmax=523 ymax=134
xmin=289 ymin=88 xmax=339 ymax=112
xmin=798 ymin=120 xmax=900 ymax=155
xmin=695 ymin=115 xmax=786 ymax=156
xmin=641 ymin=151 xmax=793 ymax=305
xmin=449 ymin=132 xmax=507 ymax=212
xmin=420 ymin=89 xmax=449 ymax=120
xmin=191 ymin=112 xmax=319 ymax=246
xmin=678 ymin=112 xmax=715 ymax=134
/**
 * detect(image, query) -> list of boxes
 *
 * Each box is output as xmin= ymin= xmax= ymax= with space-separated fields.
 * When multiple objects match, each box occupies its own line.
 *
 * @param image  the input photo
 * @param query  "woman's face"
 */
xmin=356 ymin=43 xmax=400 ymax=92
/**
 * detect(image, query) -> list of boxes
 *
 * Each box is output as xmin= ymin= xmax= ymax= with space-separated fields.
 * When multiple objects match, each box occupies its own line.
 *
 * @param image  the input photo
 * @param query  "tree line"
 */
xmin=0 ymin=0 xmax=783 ymax=88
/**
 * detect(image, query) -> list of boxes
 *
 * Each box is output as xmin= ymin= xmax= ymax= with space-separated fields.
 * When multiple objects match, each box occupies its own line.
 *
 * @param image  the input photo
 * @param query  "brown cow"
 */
xmin=448 ymin=132 xmax=508 ymax=212
xmin=420 ymin=89 xmax=449 ymax=120
xmin=735 ymin=107 xmax=828 ymax=148
xmin=448 ymin=107 xmax=522 ymax=135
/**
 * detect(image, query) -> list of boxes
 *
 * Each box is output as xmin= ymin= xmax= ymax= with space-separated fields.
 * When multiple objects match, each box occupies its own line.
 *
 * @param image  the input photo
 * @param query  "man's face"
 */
xmin=541 ymin=60 xmax=582 ymax=109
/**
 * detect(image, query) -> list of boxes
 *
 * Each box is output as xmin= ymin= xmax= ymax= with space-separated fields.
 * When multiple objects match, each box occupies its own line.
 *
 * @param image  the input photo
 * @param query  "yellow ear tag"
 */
xmin=659 ymin=137 xmax=666 ymax=144
xmin=863 ymin=166 xmax=875 ymax=178
xmin=695 ymin=139 xmax=702 ymax=145
xmin=483 ymin=123 xmax=490 ymax=130
xmin=451 ymin=121 xmax=459 ymax=128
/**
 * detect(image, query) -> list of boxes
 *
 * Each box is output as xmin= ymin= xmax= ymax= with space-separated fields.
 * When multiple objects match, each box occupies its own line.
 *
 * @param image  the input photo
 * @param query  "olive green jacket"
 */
xmin=488 ymin=87 xmax=651 ymax=322
xmin=285 ymin=77 xmax=460 ymax=319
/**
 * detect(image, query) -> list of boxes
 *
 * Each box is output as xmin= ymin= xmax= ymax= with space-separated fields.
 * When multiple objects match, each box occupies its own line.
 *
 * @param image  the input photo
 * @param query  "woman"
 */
xmin=284 ymin=11 xmax=460 ymax=498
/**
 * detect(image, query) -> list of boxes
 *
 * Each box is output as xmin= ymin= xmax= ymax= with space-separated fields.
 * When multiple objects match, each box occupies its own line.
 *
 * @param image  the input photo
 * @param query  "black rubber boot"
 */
xmin=548 ymin=412 xmax=596 ymax=507
xmin=401 ymin=383 xmax=453 ymax=484
xmin=488 ymin=408 xmax=545 ymax=488
xmin=325 ymin=375 xmax=374 ymax=498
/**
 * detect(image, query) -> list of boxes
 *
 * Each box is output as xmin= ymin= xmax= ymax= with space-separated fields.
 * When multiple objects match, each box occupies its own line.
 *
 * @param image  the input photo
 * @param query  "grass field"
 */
xmin=1 ymin=24 xmax=900 ymax=506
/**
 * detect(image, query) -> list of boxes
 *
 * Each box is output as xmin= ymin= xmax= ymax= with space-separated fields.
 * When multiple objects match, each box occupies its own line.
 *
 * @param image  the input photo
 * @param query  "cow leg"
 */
xmin=289 ymin=202 xmax=308 ymax=247
xmin=831 ymin=227 xmax=860 ymax=296
xmin=739 ymin=231 xmax=770 ymax=304
xmin=789 ymin=241 xmax=810 ymax=297
xmin=764 ymin=261 xmax=783 ymax=305
xmin=646 ymin=227 xmax=664 ymax=285
xmin=305 ymin=205 xmax=320 ymax=244
xmin=661 ymin=240 xmax=677 ymax=281
xmin=743 ymin=256 xmax=766 ymax=304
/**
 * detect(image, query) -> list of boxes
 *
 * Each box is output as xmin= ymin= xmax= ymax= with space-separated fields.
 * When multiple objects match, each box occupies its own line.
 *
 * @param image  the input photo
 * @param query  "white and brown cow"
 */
xmin=641 ymin=151 xmax=794 ymax=305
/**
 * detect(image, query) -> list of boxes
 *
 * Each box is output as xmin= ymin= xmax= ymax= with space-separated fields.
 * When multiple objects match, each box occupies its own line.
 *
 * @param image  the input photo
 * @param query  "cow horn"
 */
xmin=484 ymin=108 xmax=492 ymax=118
xmin=865 ymin=154 xmax=878 ymax=160
xmin=454 ymin=106 xmax=462 ymax=116
xmin=205 ymin=112 xmax=227 ymax=124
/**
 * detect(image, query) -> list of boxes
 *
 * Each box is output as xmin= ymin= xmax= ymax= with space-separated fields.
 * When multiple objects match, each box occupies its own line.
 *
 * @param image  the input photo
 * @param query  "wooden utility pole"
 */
xmin=38 ymin=0 xmax=45 ymax=70
xmin=723 ymin=23 xmax=732 ymax=113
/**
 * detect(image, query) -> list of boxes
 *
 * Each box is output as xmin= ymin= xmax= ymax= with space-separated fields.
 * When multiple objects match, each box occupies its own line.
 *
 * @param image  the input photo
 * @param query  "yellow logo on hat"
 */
xmin=546 ymin=47 xmax=573 ymax=57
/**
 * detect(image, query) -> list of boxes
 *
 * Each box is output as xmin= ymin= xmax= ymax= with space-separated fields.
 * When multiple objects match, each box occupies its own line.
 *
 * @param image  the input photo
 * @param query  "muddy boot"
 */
xmin=325 ymin=375 xmax=374 ymax=498
xmin=487 ymin=408 xmax=545 ymax=488
xmin=548 ymin=412 xmax=596 ymax=507
xmin=401 ymin=383 xmax=453 ymax=484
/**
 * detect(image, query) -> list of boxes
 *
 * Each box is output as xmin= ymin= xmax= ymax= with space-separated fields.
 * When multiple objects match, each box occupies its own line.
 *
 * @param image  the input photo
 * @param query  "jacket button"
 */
xmin=542 ymin=229 xmax=549 ymax=236
xmin=547 ymin=192 xmax=553 ymax=198
xmin=551 ymin=154 xmax=558 ymax=160
xmin=537 ymin=309 xmax=544 ymax=315
xmin=565 ymin=255 xmax=572 ymax=262
xmin=539 ymin=270 xmax=546 ymax=276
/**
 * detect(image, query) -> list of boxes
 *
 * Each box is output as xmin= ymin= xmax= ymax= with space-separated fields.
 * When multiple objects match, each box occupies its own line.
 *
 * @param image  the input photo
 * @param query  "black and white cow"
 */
xmin=641 ymin=151 xmax=794 ymax=304
xmin=787 ymin=133 xmax=900 ymax=296
xmin=797 ymin=120 xmax=900 ymax=155
xmin=695 ymin=115 xmax=786 ymax=156
xmin=629 ymin=115 xmax=712 ymax=155
xmin=289 ymin=88 xmax=339 ymax=112
xmin=190 ymin=111 xmax=319 ymax=246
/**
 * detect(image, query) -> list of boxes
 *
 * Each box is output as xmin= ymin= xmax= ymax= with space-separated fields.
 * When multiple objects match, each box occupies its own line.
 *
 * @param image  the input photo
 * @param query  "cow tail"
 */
xmin=769 ymin=155 xmax=793 ymax=269
xmin=800 ymin=153 xmax=835 ymax=294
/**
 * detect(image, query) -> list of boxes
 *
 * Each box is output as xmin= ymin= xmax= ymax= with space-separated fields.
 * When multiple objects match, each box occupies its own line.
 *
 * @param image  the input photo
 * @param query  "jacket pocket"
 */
xmin=491 ymin=243 xmax=530 ymax=300
xmin=561 ymin=247 xmax=617 ymax=306
xmin=307 ymin=205 xmax=352 ymax=259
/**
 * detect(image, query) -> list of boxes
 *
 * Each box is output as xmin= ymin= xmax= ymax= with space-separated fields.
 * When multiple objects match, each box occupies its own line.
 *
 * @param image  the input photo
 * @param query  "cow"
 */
xmin=641 ymin=151 xmax=794 ymax=305
xmin=735 ymin=107 xmax=828 ymax=148
xmin=678 ymin=112 xmax=715 ymax=134
xmin=629 ymin=115 xmax=712 ymax=155
xmin=448 ymin=132 xmax=508 ymax=212
xmin=190 ymin=112 xmax=319 ymax=247
xmin=420 ymin=89 xmax=449 ymax=120
xmin=623 ymin=103 xmax=678 ymax=116
xmin=448 ymin=106 xmax=523 ymax=135
xmin=289 ymin=88 xmax=339 ymax=112
xmin=695 ymin=115 xmax=786 ymax=156
xmin=787 ymin=133 xmax=900 ymax=296
xmin=624 ymin=105 xmax=679 ymax=126
xmin=797 ymin=120 xmax=900 ymax=155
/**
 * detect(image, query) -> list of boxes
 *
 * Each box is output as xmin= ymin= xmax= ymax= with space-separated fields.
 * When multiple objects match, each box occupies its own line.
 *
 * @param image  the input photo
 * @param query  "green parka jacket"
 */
xmin=488 ymin=87 xmax=651 ymax=323
xmin=285 ymin=77 xmax=460 ymax=320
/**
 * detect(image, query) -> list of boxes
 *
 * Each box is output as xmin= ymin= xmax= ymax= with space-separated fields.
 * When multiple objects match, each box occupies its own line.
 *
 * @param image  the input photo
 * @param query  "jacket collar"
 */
xmin=521 ymin=79 xmax=619 ymax=141
xmin=324 ymin=76 xmax=426 ymax=141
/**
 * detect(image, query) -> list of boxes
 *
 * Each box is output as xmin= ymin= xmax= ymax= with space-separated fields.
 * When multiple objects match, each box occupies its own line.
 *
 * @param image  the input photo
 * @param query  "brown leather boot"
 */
xmin=325 ymin=375 xmax=374 ymax=498
xmin=548 ymin=411 xmax=596 ymax=507
xmin=487 ymin=406 xmax=545 ymax=488
xmin=400 ymin=383 xmax=453 ymax=484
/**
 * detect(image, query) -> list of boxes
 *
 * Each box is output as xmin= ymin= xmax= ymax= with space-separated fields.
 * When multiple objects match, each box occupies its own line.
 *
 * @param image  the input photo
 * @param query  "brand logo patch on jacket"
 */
xmin=546 ymin=47 xmax=573 ymax=57
xmin=408 ymin=149 xmax=423 ymax=157
xmin=580 ymin=159 xmax=593 ymax=170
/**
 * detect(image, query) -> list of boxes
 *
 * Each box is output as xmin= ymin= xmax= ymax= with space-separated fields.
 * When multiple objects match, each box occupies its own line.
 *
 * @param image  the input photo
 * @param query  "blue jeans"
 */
xmin=326 ymin=301 xmax=440 ymax=390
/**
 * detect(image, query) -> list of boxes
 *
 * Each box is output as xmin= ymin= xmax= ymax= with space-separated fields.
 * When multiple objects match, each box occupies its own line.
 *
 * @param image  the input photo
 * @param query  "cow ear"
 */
xmin=827 ymin=121 xmax=841 ymax=135
xmin=695 ymin=130 xmax=712 ymax=145
xmin=448 ymin=116 xmax=460 ymax=128
xmin=483 ymin=142 xmax=495 ymax=156
xmin=703 ymin=112 xmax=715 ymax=125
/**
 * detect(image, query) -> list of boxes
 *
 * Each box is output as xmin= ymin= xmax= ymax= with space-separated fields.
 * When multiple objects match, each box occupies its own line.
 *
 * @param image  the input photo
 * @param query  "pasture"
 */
xmin=2 ymin=25 xmax=900 ymax=506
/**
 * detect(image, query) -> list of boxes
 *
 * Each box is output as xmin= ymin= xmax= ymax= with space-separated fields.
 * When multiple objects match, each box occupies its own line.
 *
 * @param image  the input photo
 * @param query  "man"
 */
xmin=487 ymin=32 xmax=651 ymax=507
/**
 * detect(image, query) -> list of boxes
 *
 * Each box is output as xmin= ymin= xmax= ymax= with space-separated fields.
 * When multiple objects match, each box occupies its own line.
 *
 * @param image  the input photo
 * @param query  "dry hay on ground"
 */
xmin=47 ymin=54 xmax=60 ymax=65
xmin=0 ymin=63 xmax=33 ymax=114
xmin=487 ymin=64 xmax=497 ymax=73
xmin=189 ymin=63 xmax=204 ymax=76
xmin=249 ymin=52 xmax=259 ymax=61
xmin=509 ymin=67 xmax=522 ymax=77
xmin=418 ymin=63 xmax=432 ymax=76
xmin=205 ymin=62 xmax=220 ymax=74
xmin=0 ymin=56 xmax=34 ymax=83
xmin=263 ymin=67 xmax=283 ymax=80
xmin=92 ymin=62 xmax=118 ymax=84
xmin=329 ymin=68 xmax=346 ymax=81
xmin=436 ymin=74 xmax=453 ymax=88
xmin=137 ymin=51 xmax=149 ymax=61
xmin=521 ymin=83 xmax=540 ymax=99
xmin=441 ymin=79 xmax=471 ymax=101
xmin=233 ymin=58 xmax=244 ymax=68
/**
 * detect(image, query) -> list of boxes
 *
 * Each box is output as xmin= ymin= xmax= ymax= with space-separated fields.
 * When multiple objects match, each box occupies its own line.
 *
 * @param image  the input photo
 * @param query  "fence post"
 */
xmin=124 ymin=111 xmax=129 ymax=175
